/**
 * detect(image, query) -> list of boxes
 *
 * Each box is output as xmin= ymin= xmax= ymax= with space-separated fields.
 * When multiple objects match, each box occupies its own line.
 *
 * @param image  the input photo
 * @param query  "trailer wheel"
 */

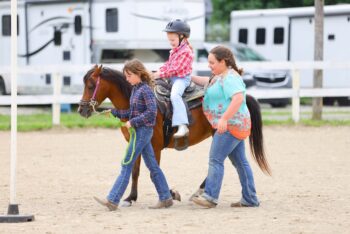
xmin=0 ymin=78 xmax=6 ymax=95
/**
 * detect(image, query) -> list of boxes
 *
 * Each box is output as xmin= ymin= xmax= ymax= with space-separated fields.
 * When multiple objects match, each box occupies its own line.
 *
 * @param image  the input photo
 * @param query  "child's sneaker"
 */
xmin=173 ymin=125 xmax=189 ymax=138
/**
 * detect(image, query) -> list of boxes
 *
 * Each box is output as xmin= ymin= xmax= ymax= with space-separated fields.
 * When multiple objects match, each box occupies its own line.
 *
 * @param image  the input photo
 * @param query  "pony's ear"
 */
xmin=94 ymin=64 xmax=103 ymax=75
xmin=92 ymin=64 xmax=101 ymax=77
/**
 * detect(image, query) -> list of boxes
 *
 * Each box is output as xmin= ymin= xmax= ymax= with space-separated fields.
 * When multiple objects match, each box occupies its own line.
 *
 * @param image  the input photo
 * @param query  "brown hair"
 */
xmin=123 ymin=59 xmax=154 ymax=87
xmin=210 ymin=45 xmax=243 ymax=76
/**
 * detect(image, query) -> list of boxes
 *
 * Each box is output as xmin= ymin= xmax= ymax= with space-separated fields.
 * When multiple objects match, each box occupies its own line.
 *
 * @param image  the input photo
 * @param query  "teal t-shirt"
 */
xmin=203 ymin=70 xmax=251 ymax=139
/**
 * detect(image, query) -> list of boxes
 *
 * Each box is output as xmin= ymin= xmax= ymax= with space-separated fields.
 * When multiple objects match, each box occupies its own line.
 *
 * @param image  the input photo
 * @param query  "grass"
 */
xmin=0 ymin=113 xmax=123 ymax=131
xmin=262 ymin=118 xmax=350 ymax=126
xmin=1 ymin=111 xmax=350 ymax=132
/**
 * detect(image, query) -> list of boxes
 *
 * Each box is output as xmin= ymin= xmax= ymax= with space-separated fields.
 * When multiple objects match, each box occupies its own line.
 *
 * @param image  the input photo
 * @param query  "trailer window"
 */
xmin=238 ymin=28 xmax=248 ymax=44
xmin=106 ymin=8 xmax=118 ymax=32
xmin=63 ymin=51 xmax=71 ymax=61
xmin=256 ymin=28 xmax=265 ymax=45
xmin=274 ymin=27 xmax=284 ymax=44
xmin=63 ymin=76 xmax=71 ymax=86
xmin=74 ymin=15 xmax=82 ymax=35
xmin=2 ymin=15 xmax=19 ymax=36
xmin=101 ymin=49 xmax=133 ymax=63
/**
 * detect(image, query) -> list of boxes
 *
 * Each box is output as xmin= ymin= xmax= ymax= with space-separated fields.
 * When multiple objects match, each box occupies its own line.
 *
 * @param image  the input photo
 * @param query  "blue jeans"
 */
xmin=202 ymin=131 xmax=260 ymax=206
xmin=170 ymin=75 xmax=191 ymax=126
xmin=107 ymin=127 xmax=171 ymax=204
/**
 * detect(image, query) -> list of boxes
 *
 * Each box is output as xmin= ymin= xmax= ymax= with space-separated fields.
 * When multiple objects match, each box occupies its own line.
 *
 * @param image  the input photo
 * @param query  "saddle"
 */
xmin=154 ymin=78 xmax=205 ymax=149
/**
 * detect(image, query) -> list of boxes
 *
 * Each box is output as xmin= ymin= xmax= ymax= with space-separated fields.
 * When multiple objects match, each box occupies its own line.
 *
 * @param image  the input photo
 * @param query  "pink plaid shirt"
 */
xmin=159 ymin=41 xmax=193 ymax=78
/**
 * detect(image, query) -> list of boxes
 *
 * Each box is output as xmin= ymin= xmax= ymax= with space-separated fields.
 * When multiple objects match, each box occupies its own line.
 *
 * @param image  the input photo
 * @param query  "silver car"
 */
xmin=198 ymin=42 xmax=292 ymax=107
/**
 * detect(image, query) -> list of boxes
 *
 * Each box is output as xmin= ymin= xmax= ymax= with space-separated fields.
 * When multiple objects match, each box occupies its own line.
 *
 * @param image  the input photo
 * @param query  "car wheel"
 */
xmin=0 ymin=78 xmax=6 ymax=95
xmin=271 ymin=102 xmax=287 ymax=108
xmin=323 ymin=97 xmax=335 ymax=106
xmin=337 ymin=97 xmax=350 ymax=106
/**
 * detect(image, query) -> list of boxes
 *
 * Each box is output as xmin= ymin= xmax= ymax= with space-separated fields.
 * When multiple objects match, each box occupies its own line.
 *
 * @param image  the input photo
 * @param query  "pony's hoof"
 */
xmin=189 ymin=188 xmax=204 ymax=201
xmin=120 ymin=200 xmax=132 ymax=207
xmin=171 ymin=189 xmax=181 ymax=202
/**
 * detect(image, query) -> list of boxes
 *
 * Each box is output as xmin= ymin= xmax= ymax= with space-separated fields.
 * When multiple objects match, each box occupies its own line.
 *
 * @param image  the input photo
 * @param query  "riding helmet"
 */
xmin=163 ymin=19 xmax=190 ymax=38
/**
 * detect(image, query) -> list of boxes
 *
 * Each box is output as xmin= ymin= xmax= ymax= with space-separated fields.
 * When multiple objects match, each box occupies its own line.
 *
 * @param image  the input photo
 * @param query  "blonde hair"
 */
xmin=123 ymin=59 xmax=154 ymax=87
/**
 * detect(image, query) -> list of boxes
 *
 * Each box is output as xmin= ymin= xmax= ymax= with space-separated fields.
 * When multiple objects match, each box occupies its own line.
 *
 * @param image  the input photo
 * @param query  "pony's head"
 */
xmin=78 ymin=64 xmax=105 ymax=118
xmin=78 ymin=64 xmax=132 ymax=118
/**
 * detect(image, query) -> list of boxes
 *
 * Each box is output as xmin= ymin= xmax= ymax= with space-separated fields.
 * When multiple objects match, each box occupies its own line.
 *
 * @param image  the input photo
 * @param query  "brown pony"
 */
xmin=78 ymin=65 xmax=271 ymax=205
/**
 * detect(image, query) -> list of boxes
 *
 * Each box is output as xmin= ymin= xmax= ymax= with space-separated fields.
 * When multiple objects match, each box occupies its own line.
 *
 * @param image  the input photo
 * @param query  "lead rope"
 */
xmin=107 ymin=114 xmax=136 ymax=166
xmin=121 ymin=126 xmax=136 ymax=166
xmin=90 ymin=108 xmax=137 ymax=166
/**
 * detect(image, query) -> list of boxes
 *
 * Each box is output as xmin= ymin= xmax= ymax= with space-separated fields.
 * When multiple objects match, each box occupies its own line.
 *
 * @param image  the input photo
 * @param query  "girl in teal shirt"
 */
xmin=191 ymin=45 xmax=259 ymax=208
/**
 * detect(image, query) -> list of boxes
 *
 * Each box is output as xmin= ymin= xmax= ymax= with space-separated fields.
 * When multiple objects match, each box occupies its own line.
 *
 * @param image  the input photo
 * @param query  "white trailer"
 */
xmin=91 ymin=0 xmax=205 ymax=63
xmin=230 ymin=5 xmax=350 ymax=105
xmin=0 ymin=0 xmax=205 ymax=95
xmin=0 ymin=0 xmax=90 ymax=95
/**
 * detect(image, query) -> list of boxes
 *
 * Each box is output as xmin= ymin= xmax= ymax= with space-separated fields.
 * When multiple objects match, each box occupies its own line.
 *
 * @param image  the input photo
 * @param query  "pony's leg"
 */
xmin=123 ymin=155 xmax=141 ymax=206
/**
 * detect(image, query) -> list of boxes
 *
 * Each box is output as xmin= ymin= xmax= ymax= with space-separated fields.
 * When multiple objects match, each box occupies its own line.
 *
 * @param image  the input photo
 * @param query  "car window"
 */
xmin=233 ymin=46 xmax=266 ymax=61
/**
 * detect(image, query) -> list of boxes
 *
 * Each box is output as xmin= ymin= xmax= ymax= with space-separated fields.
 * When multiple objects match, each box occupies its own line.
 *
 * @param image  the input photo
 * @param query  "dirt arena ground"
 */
xmin=0 ymin=126 xmax=349 ymax=234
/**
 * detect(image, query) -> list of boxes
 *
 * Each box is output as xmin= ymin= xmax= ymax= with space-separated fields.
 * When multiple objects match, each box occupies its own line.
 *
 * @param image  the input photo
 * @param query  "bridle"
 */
xmin=78 ymin=75 xmax=105 ymax=115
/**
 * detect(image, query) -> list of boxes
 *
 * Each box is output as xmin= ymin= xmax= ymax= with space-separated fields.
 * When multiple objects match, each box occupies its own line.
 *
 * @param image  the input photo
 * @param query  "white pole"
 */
xmin=10 ymin=0 xmax=18 ymax=205
xmin=52 ymin=73 xmax=61 ymax=125
xmin=0 ymin=0 xmax=34 ymax=221
xmin=292 ymin=69 xmax=300 ymax=123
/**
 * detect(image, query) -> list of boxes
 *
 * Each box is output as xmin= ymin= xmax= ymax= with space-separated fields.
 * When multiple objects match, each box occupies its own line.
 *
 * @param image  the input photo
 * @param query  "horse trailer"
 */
xmin=230 ymin=5 xmax=350 ymax=105
xmin=0 ymin=0 xmax=205 ymax=95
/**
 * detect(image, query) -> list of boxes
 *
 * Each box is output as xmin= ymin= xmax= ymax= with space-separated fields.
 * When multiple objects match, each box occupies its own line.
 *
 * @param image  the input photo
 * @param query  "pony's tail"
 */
xmin=246 ymin=94 xmax=271 ymax=176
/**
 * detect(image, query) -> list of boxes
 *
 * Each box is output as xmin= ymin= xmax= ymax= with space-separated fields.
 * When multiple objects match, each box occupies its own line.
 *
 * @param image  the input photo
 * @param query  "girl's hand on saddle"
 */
xmin=152 ymin=71 xmax=161 ymax=79
xmin=217 ymin=118 xmax=228 ymax=134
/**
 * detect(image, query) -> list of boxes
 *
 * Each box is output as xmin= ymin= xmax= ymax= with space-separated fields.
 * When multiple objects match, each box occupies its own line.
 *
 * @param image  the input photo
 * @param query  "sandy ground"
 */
xmin=0 ymin=126 xmax=349 ymax=234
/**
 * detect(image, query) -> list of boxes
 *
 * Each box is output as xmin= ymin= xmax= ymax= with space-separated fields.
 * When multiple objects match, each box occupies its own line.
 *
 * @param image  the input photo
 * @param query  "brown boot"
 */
xmin=189 ymin=188 xmax=204 ymax=201
xmin=149 ymin=198 xmax=173 ymax=209
xmin=172 ymin=189 xmax=181 ymax=201
xmin=192 ymin=196 xmax=216 ymax=208
xmin=230 ymin=201 xmax=249 ymax=208
xmin=93 ymin=196 xmax=118 ymax=211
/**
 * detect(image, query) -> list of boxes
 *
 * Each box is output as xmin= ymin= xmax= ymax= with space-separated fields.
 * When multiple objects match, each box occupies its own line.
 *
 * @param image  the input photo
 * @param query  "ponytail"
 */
xmin=184 ymin=38 xmax=193 ymax=51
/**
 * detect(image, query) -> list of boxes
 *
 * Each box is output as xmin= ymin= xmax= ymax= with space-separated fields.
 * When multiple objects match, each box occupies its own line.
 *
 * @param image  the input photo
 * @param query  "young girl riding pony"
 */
xmin=153 ymin=19 xmax=194 ymax=138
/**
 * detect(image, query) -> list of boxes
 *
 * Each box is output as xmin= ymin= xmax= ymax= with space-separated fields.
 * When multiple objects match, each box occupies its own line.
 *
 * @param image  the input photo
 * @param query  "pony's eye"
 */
xmin=88 ymin=85 xmax=94 ymax=90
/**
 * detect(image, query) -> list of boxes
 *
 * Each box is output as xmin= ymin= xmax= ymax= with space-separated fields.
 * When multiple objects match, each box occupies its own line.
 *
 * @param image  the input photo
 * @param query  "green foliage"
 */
xmin=206 ymin=22 xmax=230 ymax=41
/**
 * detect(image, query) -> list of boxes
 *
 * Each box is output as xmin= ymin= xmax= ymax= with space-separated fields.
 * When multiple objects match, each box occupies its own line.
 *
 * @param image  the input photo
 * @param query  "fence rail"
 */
xmin=1 ymin=61 xmax=350 ymax=123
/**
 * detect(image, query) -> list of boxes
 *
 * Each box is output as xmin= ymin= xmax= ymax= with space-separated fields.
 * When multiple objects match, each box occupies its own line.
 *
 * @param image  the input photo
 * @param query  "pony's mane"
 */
xmin=83 ymin=67 xmax=132 ymax=99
